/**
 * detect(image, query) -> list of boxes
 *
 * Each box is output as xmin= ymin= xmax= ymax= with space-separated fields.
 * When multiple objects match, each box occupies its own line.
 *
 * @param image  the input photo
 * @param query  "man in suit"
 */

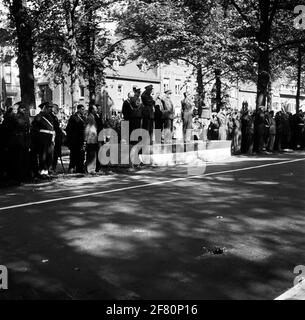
xmin=66 ymin=104 xmax=86 ymax=173
xmin=122 ymin=92 xmax=134 ymax=122
xmin=122 ymin=91 xmax=141 ymax=141
xmin=141 ymin=85 xmax=155 ymax=142
xmin=154 ymin=92 xmax=164 ymax=131
xmin=3 ymin=102 xmax=30 ymax=181
xmin=131 ymin=88 xmax=142 ymax=131
xmin=95 ymin=104 xmax=104 ymax=135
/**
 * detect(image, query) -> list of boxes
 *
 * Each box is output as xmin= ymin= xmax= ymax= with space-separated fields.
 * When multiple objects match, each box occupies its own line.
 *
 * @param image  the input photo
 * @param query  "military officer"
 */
xmin=31 ymin=102 xmax=55 ymax=176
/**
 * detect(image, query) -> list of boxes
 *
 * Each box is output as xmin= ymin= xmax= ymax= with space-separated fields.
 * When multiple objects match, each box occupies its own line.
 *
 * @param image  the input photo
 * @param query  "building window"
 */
xmin=39 ymin=84 xmax=53 ymax=103
xmin=272 ymin=102 xmax=279 ymax=110
xmin=4 ymin=64 xmax=12 ymax=84
xmin=118 ymin=84 xmax=123 ymax=96
xmin=175 ymin=79 xmax=181 ymax=95
xmin=80 ymin=86 xmax=85 ymax=98
xmin=163 ymin=78 xmax=170 ymax=93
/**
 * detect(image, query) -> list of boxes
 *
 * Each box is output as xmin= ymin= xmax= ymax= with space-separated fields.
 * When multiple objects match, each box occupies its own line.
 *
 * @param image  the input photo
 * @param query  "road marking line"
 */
xmin=1 ymin=157 xmax=305 ymax=212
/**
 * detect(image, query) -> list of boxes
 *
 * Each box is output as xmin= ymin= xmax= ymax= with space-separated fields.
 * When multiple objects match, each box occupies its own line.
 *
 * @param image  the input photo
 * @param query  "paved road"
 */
xmin=0 ymin=152 xmax=305 ymax=300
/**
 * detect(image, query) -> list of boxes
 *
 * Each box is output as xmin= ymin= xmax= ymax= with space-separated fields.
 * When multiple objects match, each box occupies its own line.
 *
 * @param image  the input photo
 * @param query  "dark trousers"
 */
xmin=0 ymin=146 xmax=6 ymax=179
xmin=52 ymin=144 xmax=62 ymax=170
xmin=296 ymin=126 xmax=304 ymax=147
xmin=130 ymin=117 xmax=142 ymax=135
xmin=38 ymin=143 xmax=54 ymax=172
xmin=142 ymin=118 xmax=154 ymax=143
xmin=267 ymin=134 xmax=276 ymax=151
xmin=29 ymin=146 xmax=39 ymax=177
xmin=164 ymin=118 xmax=173 ymax=131
xmin=155 ymin=116 xmax=164 ymax=131
xmin=163 ymin=118 xmax=173 ymax=143
xmin=69 ymin=146 xmax=85 ymax=173
xmin=142 ymin=118 xmax=154 ymax=135
xmin=245 ymin=134 xmax=254 ymax=154
xmin=7 ymin=145 xmax=29 ymax=181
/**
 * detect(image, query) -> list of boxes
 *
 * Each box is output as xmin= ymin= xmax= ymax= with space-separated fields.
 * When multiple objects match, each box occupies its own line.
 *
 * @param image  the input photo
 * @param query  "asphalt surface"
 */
xmin=0 ymin=152 xmax=305 ymax=300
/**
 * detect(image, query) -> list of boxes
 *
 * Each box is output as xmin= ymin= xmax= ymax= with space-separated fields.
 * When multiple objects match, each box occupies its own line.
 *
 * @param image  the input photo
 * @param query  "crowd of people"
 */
xmin=1 ymin=84 xmax=305 ymax=182
xmin=0 ymin=102 xmax=64 ymax=182
xmin=206 ymin=105 xmax=305 ymax=155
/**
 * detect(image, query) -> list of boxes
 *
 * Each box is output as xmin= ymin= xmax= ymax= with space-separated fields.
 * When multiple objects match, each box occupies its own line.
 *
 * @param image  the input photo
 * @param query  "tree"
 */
xmin=34 ymin=0 xmax=126 ymax=107
xmin=276 ymin=44 xmax=305 ymax=113
xmin=226 ymin=0 xmax=302 ymax=108
xmin=5 ymin=0 xmax=36 ymax=114
xmin=117 ymin=0 xmax=215 ymax=97
xmin=117 ymin=0 xmax=255 ymax=111
xmin=32 ymin=0 xmax=81 ymax=107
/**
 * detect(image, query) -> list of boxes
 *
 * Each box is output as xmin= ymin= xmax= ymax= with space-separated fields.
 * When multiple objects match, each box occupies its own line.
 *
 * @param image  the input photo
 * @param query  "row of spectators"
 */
xmin=203 ymin=106 xmax=305 ymax=154
xmin=0 ymin=103 xmax=63 ymax=182
xmin=0 ymin=95 xmax=304 ymax=182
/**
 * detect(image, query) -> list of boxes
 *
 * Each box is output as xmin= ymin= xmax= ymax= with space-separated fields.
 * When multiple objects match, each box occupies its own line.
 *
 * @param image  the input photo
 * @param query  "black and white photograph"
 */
xmin=0 ymin=0 xmax=305 ymax=307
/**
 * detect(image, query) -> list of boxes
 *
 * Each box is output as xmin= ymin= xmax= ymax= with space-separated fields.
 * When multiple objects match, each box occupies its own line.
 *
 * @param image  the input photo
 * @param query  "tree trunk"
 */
xmin=196 ymin=63 xmax=204 ymax=96
xmin=296 ymin=46 xmax=302 ymax=113
xmin=11 ymin=0 xmax=36 ymax=115
xmin=256 ymin=1 xmax=271 ymax=109
xmin=256 ymin=49 xmax=270 ymax=108
xmin=267 ymin=81 xmax=272 ymax=111
xmin=215 ymin=69 xmax=222 ymax=112
xmin=196 ymin=64 xmax=206 ymax=117
xmin=85 ymin=4 xmax=96 ymax=106
xmin=64 ymin=0 xmax=79 ymax=110
xmin=88 ymin=68 xmax=96 ymax=106
xmin=70 ymin=73 xmax=77 ymax=110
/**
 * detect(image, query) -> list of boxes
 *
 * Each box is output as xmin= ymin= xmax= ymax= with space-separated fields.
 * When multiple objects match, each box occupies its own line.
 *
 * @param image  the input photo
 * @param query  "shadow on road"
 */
xmin=0 ymin=153 xmax=304 ymax=300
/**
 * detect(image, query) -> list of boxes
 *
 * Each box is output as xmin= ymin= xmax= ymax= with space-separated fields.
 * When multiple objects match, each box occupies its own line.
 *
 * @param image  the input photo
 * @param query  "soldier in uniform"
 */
xmin=66 ymin=104 xmax=86 ymax=173
xmin=141 ymin=85 xmax=155 ymax=142
xmin=130 ymin=88 xmax=143 ymax=132
xmin=50 ymin=104 xmax=63 ymax=172
xmin=154 ymin=92 xmax=164 ymax=131
xmin=31 ymin=102 xmax=55 ymax=177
